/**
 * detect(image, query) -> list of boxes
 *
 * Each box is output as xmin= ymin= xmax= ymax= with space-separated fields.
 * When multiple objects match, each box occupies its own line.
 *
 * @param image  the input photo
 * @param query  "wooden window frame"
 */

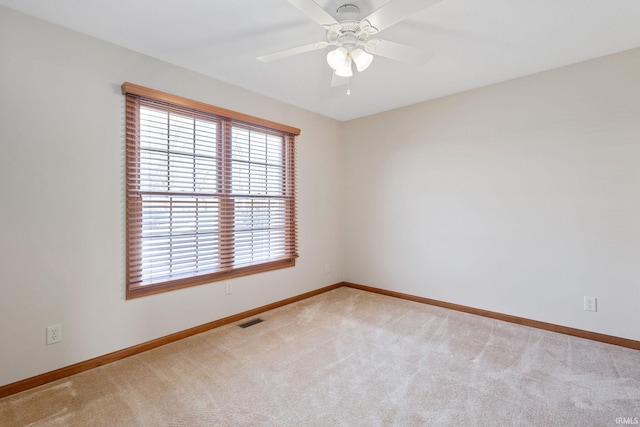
xmin=122 ymin=83 xmax=300 ymax=299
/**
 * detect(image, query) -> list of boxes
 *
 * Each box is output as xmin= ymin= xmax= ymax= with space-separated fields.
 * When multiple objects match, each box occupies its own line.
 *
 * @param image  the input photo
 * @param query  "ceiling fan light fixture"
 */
xmin=351 ymin=48 xmax=373 ymax=72
xmin=335 ymin=55 xmax=353 ymax=77
xmin=326 ymin=47 xmax=348 ymax=70
xmin=258 ymin=0 xmax=438 ymax=91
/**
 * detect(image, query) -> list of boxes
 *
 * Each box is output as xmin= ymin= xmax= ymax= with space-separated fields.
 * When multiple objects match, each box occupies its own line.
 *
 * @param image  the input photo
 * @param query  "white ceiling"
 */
xmin=2 ymin=0 xmax=640 ymax=121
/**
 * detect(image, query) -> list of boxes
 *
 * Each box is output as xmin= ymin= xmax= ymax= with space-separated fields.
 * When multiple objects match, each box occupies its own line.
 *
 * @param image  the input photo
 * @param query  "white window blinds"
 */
xmin=123 ymin=83 xmax=298 ymax=298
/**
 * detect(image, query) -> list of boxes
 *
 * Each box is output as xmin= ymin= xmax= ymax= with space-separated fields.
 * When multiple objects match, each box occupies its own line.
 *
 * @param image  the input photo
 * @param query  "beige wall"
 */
xmin=343 ymin=48 xmax=640 ymax=341
xmin=0 ymin=7 xmax=344 ymax=387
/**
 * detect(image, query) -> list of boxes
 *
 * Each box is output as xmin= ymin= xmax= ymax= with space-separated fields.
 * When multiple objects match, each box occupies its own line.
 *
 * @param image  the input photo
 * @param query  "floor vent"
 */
xmin=238 ymin=318 xmax=264 ymax=328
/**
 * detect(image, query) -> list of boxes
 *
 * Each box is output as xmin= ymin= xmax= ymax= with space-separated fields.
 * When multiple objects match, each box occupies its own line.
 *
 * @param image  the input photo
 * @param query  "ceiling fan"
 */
xmin=257 ymin=0 xmax=442 ymax=91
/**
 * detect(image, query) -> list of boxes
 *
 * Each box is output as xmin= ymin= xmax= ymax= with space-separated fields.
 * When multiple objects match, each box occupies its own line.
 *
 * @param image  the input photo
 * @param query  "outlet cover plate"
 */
xmin=46 ymin=324 xmax=62 ymax=345
xmin=584 ymin=296 xmax=597 ymax=312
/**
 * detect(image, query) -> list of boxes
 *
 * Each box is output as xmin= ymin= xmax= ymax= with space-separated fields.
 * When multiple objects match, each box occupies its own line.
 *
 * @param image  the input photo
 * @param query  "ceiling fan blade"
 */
xmin=360 ymin=0 xmax=443 ymax=34
xmin=257 ymin=41 xmax=328 ymax=62
xmin=331 ymin=73 xmax=349 ymax=87
xmin=366 ymin=39 xmax=432 ymax=64
xmin=286 ymin=0 xmax=339 ymax=27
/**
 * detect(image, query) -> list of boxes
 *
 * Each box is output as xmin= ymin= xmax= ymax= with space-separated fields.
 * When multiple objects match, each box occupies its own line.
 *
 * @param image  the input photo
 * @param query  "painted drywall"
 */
xmin=343 ymin=47 xmax=640 ymax=341
xmin=0 ymin=6 xmax=344 ymax=387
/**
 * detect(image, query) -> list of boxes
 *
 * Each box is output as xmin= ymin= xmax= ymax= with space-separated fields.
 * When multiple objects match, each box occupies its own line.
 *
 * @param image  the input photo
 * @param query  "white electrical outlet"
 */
xmin=584 ymin=296 xmax=597 ymax=312
xmin=46 ymin=324 xmax=62 ymax=345
xmin=324 ymin=264 xmax=331 ymax=274
xmin=225 ymin=282 xmax=233 ymax=295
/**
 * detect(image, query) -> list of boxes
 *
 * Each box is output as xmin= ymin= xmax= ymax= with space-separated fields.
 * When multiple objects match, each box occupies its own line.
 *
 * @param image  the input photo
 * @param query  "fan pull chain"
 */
xmin=347 ymin=78 xmax=351 ymax=95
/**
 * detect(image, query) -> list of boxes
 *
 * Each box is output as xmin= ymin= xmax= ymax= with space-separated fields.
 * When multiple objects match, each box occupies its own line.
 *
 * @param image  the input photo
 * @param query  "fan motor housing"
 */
xmin=326 ymin=19 xmax=370 ymax=52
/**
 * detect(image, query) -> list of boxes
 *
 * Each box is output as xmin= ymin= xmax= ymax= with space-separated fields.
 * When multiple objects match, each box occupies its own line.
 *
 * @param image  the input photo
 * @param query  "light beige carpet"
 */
xmin=1 ymin=287 xmax=639 ymax=426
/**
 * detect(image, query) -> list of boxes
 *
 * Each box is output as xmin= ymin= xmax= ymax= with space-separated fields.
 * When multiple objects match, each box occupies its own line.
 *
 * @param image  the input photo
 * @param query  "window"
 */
xmin=122 ymin=83 xmax=299 ymax=299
